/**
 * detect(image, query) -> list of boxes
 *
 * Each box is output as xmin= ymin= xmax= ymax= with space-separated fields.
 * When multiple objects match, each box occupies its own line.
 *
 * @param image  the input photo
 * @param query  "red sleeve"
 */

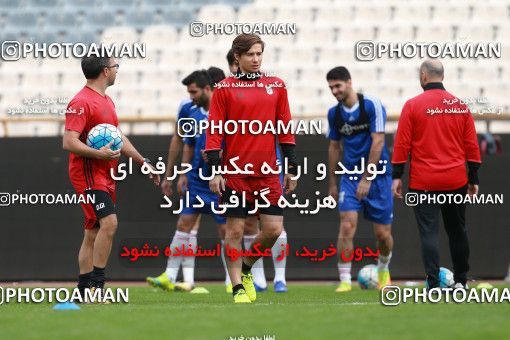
xmin=65 ymin=99 xmax=88 ymax=134
xmin=464 ymin=110 xmax=481 ymax=163
xmin=392 ymin=100 xmax=413 ymax=164
xmin=276 ymin=84 xmax=295 ymax=145
xmin=205 ymin=88 xmax=226 ymax=151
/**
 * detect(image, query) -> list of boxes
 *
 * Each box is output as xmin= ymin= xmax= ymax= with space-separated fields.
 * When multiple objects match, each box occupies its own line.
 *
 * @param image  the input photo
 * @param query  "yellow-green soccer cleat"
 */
xmin=226 ymin=283 xmax=233 ymax=294
xmin=241 ymin=272 xmax=257 ymax=302
xmin=335 ymin=281 xmax=352 ymax=293
xmin=378 ymin=270 xmax=391 ymax=289
xmin=233 ymin=288 xmax=252 ymax=303
xmin=146 ymin=272 xmax=175 ymax=291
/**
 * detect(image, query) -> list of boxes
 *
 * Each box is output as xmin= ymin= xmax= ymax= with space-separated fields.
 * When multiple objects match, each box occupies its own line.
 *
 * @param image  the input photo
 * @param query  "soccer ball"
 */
xmin=425 ymin=267 xmax=455 ymax=288
xmin=357 ymin=264 xmax=378 ymax=290
xmin=86 ymin=123 xmax=123 ymax=151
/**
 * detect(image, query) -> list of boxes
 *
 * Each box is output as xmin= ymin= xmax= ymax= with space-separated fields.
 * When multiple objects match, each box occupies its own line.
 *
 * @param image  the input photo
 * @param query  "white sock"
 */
xmin=182 ymin=230 xmax=197 ymax=285
xmin=221 ymin=240 xmax=231 ymax=285
xmin=244 ymin=234 xmax=267 ymax=288
xmin=377 ymin=251 xmax=392 ymax=272
xmin=338 ymin=262 xmax=352 ymax=283
xmin=272 ymin=229 xmax=287 ymax=284
xmin=165 ymin=230 xmax=190 ymax=283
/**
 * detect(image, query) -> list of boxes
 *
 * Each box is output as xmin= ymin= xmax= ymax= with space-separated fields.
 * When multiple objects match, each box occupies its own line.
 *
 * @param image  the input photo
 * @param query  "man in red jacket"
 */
xmin=392 ymin=59 xmax=481 ymax=289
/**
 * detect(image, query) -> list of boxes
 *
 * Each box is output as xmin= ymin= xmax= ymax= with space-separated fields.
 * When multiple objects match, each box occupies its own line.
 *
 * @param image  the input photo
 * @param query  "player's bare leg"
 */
xmin=240 ymin=214 xmax=283 ymax=302
xmin=336 ymin=211 xmax=358 ymax=292
xmin=78 ymin=227 xmax=98 ymax=274
xmin=243 ymin=214 xmax=283 ymax=266
xmin=77 ymin=227 xmax=98 ymax=296
xmin=244 ymin=216 xmax=267 ymax=291
xmin=90 ymin=214 xmax=118 ymax=289
xmin=374 ymin=223 xmax=393 ymax=288
xmin=225 ymin=217 xmax=246 ymax=287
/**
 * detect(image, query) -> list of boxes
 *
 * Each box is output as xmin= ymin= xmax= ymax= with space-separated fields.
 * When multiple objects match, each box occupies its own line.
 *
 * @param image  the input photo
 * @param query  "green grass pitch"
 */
xmin=1 ymin=283 xmax=509 ymax=339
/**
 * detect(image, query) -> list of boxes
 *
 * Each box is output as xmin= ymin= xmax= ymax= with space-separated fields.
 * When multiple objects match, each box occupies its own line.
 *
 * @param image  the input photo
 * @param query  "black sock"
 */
xmin=232 ymin=284 xmax=244 ymax=296
xmin=78 ymin=272 xmax=92 ymax=288
xmin=242 ymin=261 xmax=252 ymax=274
xmin=90 ymin=266 xmax=105 ymax=289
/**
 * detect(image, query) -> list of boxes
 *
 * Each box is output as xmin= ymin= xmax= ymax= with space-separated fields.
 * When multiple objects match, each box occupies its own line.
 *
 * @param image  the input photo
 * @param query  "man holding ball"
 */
xmin=63 ymin=54 xmax=160 ymax=298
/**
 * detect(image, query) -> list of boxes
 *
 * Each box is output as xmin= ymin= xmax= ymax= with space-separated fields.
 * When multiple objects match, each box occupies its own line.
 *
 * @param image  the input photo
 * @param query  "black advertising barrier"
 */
xmin=0 ymin=134 xmax=509 ymax=281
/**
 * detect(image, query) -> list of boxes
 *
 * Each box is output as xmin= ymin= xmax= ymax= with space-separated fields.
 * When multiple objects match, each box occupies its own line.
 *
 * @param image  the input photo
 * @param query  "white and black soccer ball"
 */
xmin=86 ymin=123 xmax=123 ymax=151
xmin=357 ymin=264 xmax=378 ymax=290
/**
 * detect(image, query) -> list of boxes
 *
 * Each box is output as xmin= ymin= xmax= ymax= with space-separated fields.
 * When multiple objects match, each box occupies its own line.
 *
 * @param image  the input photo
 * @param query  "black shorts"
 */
xmin=85 ymin=189 xmax=116 ymax=221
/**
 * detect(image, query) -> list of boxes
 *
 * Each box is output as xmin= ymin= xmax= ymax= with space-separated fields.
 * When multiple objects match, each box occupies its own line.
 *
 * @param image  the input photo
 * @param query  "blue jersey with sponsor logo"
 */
xmin=327 ymin=94 xmax=391 ymax=174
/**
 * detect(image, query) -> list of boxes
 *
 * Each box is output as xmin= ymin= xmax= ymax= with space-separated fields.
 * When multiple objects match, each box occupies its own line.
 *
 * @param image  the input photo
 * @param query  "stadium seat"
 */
xmin=6 ymin=121 xmax=61 ymax=137
xmin=338 ymin=25 xmax=377 ymax=44
xmin=28 ymin=0 xmax=59 ymax=9
xmin=461 ymin=66 xmax=502 ymax=83
xmin=431 ymin=4 xmax=472 ymax=23
xmin=45 ymin=11 xmax=84 ymax=32
xmin=7 ymin=11 xmax=39 ymax=28
xmin=274 ymin=5 xmax=314 ymax=23
xmin=197 ymin=47 xmax=230 ymax=69
xmin=278 ymin=47 xmax=316 ymax=67
xmin=64 ymin=0 xmax=99 ymax=10
xmin=0 ymin=0 xmax=21 ymax=9
xmin=159 ymin=47 xmax=199 ymax=67
xmin=317 ymin=47 xmax=357 ymax=66
xmin=162 ymin=9 xmax=194 ymax=28
xmin=197 ymin=4 xmax=236 ymax=23
xmin=471 ymin=4 xmax=510 ymax=22
xmin=140 ymin=25 xmax=178 ymax=45
xmin=349 ymin=65 xmax=379 ymax=84
xmin=297 ymin=67 xmax=327 ymax=87
xmin=392 ymin=4 xmax=433 ymax=22
xmin=377 ymin=25 xmax=414 ymax=42
xmin=315 ymin=4 xmax=355 ymax=25
xmin=354 ymin=4 xmax=393 ymax=23
xmin=101 ymin=26 xmax=139 ymax=44
xmin=87 ymin=12 xmax=120 ymax=31
xmin=237 ymin=5 xmax=276 ymax=22
xmin=495 ymin=23 xmax=510 ymax=42
xmin=67 ymin=29 xmax=101 ymax=45
xmin=295 ymin=25 xmax=337 ymax=46
xmin=456 ymin=25 xmax=496 ymax=42
xmin=415 ymin=25 xmax=453 ymax=42
xmin=125 ymin=10 xmax=157 ymax=31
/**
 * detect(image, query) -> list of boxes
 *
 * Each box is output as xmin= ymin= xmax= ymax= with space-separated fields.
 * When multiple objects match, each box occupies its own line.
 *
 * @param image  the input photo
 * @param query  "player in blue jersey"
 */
xmin=147 ymin=68 xmax=228 ymax=291
xmin=326 ymin=66 xmax=394 ymax=292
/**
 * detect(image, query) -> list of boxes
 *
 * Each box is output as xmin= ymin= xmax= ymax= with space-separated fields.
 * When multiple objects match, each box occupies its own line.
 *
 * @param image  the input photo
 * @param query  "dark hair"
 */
xmin=207 ymin=66 xmax=226 ymax=85
xmin=81 ymin=56 xmax=111 ymax=79
xmin=226 ymin=48 xmax=235 ymax=66
xmin=232 ymin=34 xmax=265 ymax=58
xmin=326 ymin=66 xmax=351 ymax=82
xmin=182 ymin=69 xmax=212 ymax=89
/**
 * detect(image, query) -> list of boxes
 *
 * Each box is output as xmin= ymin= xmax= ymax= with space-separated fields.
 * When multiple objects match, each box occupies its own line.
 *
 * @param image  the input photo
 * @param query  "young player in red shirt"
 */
xmin=205 ymin=34 xmax=298 ymax=303
xmin=63 ymin=55 xmax=160 ymax=297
